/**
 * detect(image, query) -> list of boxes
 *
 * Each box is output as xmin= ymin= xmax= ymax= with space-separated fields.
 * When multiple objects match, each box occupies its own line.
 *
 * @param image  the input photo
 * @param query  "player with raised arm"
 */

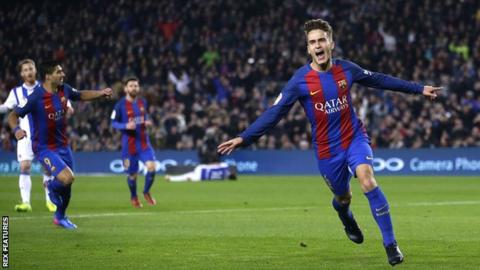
xmin=218 ymin=19 xmax=441 ymax=266
xmin=111 ymin=77 xmax=157 ymax=208
xmin=0 ymin=59 xmax=73 ymax=213
xmin=8 ymin=60 xmax=112 ymax=229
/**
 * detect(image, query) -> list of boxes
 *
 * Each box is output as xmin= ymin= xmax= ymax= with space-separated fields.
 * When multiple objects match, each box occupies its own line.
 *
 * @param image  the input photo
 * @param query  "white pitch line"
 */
xmin=176 ymin=206 xmax=315 ymax=214
xmin=8 ymin=201 xmax=480 ymax=221
xmin=404 ymin=201 xmax=480 ymax=206
xmin=9 ymin=212 xmax=154 ymax=220
xmin=9 ymin=206 xmax=315 ymax=221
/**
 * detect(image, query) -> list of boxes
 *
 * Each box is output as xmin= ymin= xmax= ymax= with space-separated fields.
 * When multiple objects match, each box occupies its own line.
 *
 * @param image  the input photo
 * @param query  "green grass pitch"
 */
xmin=1 ymin=175 xmax=479 ymax=269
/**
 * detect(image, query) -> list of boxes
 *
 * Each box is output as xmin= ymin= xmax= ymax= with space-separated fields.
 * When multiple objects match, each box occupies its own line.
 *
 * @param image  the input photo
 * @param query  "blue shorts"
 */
xmin=316 ymin=136 xmax=373 ymax=196
xmin=37 ymin=147 xmax=74 ymax=177
xmin=123 ymin=148 xmax=156 ymax=174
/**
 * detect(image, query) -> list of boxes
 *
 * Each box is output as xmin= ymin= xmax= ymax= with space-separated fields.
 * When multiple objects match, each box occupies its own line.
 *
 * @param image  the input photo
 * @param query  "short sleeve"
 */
xmin=4 ymin=88 xmax=20 ymax=109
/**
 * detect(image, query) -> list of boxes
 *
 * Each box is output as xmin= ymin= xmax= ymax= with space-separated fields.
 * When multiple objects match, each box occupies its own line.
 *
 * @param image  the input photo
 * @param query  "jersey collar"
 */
xmin=22 ymin=80 xmax=39 ymax=90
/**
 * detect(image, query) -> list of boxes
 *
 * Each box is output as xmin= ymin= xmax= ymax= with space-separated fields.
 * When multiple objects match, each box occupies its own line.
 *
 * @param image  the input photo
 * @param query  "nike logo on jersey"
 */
xmin=45 ymin=105 xmax=52 ymax=109
xmin=366 ymin=156 xmax=373 ymax=160
xmin=310 ymin=90 xmax=321 ymax=96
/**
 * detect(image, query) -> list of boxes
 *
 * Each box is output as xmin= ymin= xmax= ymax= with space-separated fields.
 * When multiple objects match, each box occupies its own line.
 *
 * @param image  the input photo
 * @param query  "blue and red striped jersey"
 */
xmin=111 ymin=97 xmax=152 ymax=155
xmin=240 ymin=59 xmax=424 ymax=159
xmin=15 ymin=83 xmax=81 ymax=153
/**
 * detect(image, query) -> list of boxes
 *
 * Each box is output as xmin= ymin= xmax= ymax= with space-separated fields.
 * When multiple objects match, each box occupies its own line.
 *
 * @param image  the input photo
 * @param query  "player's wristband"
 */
xmin=13 ymin=126 xmax=21 ymax=134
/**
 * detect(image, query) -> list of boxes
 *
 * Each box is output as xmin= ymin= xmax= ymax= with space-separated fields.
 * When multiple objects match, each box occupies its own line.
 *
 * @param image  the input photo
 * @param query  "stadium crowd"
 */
xmin=1 ymin=0 xmax=479 ymax=151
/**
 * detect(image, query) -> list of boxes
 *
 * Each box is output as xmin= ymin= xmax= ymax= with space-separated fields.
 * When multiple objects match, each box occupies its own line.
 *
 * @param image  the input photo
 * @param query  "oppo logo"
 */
xmin=372 ymin=157 xmax=404 ymax=172
xmin=224 ymin=159 xmax=258 ymax=172
xmin=109 ymin=159 xmax=178 ymax=173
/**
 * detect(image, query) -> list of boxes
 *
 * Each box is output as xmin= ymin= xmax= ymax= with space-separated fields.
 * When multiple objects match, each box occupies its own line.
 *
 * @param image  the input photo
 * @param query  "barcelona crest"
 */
xmin=337 ymin=79 xmax=347 ymax=89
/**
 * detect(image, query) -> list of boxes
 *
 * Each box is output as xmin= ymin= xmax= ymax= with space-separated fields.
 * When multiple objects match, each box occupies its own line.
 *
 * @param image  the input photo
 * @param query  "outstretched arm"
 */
xmin=348 ymin=61 xmax=441 ymax=96
xmin=63 ymin=84 xmax=112 ymax=101
xmin=361 ymin=71 xmax=442 ymax=98
xmin=80 ymin=88 xmax=113 ymax=101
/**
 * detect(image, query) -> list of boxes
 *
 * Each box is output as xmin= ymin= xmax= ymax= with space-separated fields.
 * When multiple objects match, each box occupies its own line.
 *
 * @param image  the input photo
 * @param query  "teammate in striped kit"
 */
xmin=111 ymin=77 xmax=157 ymax=208
xmin=0 ymin=59 xmax=71 ymax=213
xmin=218 ymin=19 xmax=442 ymax=266
xmin=8 ymin=60 xmax=112 ymax=229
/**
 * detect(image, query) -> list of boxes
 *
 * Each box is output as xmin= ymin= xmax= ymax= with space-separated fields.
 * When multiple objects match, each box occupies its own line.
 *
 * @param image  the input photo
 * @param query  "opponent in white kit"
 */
xmin=0 ymin=59 xmax=72 ymax=212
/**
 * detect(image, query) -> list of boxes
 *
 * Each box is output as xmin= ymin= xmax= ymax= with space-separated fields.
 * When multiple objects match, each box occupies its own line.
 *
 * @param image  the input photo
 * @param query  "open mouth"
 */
xmin=315 ymin=50 xmax=325 ymax=58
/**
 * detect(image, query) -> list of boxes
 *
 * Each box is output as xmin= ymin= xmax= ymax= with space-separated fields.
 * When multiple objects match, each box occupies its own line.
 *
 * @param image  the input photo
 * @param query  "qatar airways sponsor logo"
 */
xmin=314 ymin=95 xmax=348 ymax=114
xmin=129 ymin=116 xmax=145 ymax=124
xmin=48 ymin=109 xmax=66 ymax=121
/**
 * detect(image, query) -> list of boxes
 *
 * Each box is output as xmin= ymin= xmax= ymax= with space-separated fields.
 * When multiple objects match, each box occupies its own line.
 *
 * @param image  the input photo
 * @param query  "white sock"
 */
xmin=43 ymin=174 xmax=53 ymax=203
xmin=19 ymin=174 xmax=32 ymax=204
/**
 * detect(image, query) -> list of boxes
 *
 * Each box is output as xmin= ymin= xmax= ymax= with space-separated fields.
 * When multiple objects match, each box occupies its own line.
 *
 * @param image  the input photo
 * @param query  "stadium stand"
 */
xmin=1 ymin=0 xmax=479 ymax=151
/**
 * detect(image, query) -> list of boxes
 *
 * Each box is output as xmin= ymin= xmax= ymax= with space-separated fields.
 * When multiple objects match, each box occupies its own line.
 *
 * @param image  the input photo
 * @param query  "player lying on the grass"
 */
xmin=8 ymin=60 xmax=112 ymax=229
xmin=110 ymin=77 xmax=157 ymax=208
xmin=0 ymin=59 xmax=73 ymax=213
xmin=218 ymin=19 xmax=442 ymax=266
xmin=166 ymin=163 xmax=235 ymax=182
xmin=166 ymin=129 xmax=237 ymax=182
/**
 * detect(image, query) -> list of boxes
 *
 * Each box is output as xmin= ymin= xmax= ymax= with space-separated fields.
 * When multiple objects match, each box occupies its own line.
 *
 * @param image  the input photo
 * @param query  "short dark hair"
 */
xmin=17 ymin=59 xmax=35 ymax=73
xmin=304 ymin=19 xmax=333 ymax=40
xmin=124 ymin=76 xmax=139 ymax=85
xmin=40 ymin=60 xmax=61 ymax=80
